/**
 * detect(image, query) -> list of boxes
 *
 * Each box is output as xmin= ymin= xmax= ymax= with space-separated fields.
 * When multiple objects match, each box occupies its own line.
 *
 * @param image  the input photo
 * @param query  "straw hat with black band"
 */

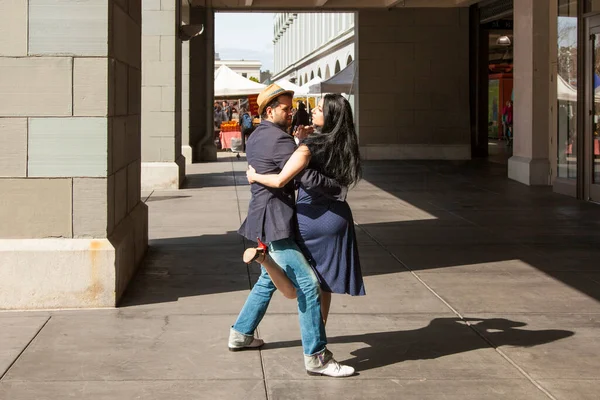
xmin=257 ymin=84 xmax=295 ymax=115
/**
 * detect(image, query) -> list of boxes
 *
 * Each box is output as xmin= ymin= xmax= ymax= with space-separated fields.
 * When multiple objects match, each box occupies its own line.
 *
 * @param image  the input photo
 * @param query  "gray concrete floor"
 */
xmin=2 ymin=153 xmax=600 ymax=399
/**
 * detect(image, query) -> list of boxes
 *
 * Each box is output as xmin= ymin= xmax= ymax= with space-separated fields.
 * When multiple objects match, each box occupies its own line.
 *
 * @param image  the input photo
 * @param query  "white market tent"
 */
xmin=300 ymin=76 xmax=323 ymax=96
xmin=214 ymin=65 xmax=266 ymax=97
xmin=275 ymin=78 xmax=308 ymax=96
xmin=558 ymin=74 xmax=577 ymax=102
xmin=310 ymin=61 xmax=356 ymax=94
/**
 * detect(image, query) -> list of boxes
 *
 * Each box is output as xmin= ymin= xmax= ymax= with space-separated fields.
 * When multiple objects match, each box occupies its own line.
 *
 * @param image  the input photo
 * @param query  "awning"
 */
xmin=310 ymin=61 xmax=356 ymax=94
xmin=214 ymin=65 xmax=266 ymax=97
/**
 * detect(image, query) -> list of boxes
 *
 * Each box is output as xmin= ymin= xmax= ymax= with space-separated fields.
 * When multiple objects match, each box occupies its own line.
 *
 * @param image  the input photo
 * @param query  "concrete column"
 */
xmin=141 ymin=1 xmax=185 ymax=190
xmin=357 ymin=8 xmax=471 ymax=160
xmin=508 ymin=0 xmax=552 ymax=185
xmin=181 ymin=1 xmax=192 ymax=165
xmin=189 ymin=7 xmax=217 ymax=162
xmin=0 ymin=0 xmax=148 ymax=309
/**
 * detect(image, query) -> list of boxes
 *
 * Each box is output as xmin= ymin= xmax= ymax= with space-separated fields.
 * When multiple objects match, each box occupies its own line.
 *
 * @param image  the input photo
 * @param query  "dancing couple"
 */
xmin=228 ymin=84 xmax=365 ymax=378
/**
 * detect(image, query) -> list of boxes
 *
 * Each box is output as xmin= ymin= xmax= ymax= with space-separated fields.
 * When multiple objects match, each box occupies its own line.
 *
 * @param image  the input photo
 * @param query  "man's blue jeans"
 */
xmin=232 ymin=238 xmax=327 ymax=356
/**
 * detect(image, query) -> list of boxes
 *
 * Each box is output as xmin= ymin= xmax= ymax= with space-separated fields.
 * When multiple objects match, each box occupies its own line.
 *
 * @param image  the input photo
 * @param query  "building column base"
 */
xmin=196 ymin=142 xmax=217 ymax=162
xmin=508 ymin=156 xmax=550 ymax=186
xmin=182 ymin=145 xmax=193 ymax=165
xmin=0 ymin=203 xmax=148 ymax=310
xmin=141 ymin=155 xmax=186 ymax=191
xmin=360 ymin=144 xmax=471 ymax=160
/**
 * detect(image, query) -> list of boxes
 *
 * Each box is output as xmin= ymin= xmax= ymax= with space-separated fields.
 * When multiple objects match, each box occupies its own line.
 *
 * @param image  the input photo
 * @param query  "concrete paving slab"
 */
xmin=149 ymin=212 xmax=241 ymax=230
xmin=258 ymin=314 xmax=523 ymax=380
xmin=353 ymin=208 xmax=472 ymax=226
xmin=353 ymin=226 xmax=379 ymax=246
xmin=537 ymin=380 xmax=600 ymax=400
xmin=3 ymin=315 xmax=262 ymax=381
xmin=0 ymin=317 xmax=48 ymax=376
xmin=330 ymin=273 xmax=452 ymax=314
xmin=257 ymin=272 xmax=452 ymax=315
xmin=141 ymin=244 xmax=247 ymax=276
xmin=0 ymin=380 xmax=267 ymax=400
xmin=415 ymin=270 xmax=600 ymax=314
xmin=118 ymin=274 xmax=253 ymax=315
xmin=493 ymin=227 xmax=600 ymax=246
xmin=361 ymin=225 xmax=507 ymax=246
xmin=386 ymin=244 xmax=572 ymax=273
xmin=357 ymin=244 xmax=409 ymax=275
xmin=266 ymin=379 xmax=550 ymax=400
xmin=452 ymin=209 xmax=590 ymax=228
xmin=467 ymin=313 xmax=598 ymax=380
xmin=527 ymin=244 xmax=600 ymax=271
xmin=148 ymin=231 xmax=243 ymax=245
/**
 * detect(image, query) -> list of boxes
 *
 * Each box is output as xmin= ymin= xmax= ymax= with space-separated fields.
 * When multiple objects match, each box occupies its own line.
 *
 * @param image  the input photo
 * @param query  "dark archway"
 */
xmin=335 ymin=60 xmax=341 ymax=74
xmin=317 ymin=68 xmax=322 ymax=78
xmin=347 ymin=55 xmax=353 ymax=67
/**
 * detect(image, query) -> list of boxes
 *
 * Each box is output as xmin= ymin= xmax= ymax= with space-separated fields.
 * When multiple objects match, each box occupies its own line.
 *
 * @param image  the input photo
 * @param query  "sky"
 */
xmin=214 ymin=13 xmax=275 ymax=72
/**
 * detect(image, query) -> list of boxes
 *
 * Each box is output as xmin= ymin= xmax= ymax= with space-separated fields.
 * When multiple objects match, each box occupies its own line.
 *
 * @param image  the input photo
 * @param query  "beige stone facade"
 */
xmin=0 ymin=0 xmax=147 ymax=309
xmin=358 ymin=8 xmax=471 ymax=160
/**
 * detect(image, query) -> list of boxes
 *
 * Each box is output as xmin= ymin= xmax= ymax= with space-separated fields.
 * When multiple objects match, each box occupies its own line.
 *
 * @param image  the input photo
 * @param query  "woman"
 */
xmin=244 ymin=94 xmax=365 ymax=324
xmin=292 ymin=101 xmax=310 ymax=131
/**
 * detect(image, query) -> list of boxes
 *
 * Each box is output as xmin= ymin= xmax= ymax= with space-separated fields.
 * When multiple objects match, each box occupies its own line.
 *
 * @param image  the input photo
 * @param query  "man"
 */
xmin=222 ymin=100 xmax=232 ymax=122
xmin=229 ymin=84 xmax=354 ymax=378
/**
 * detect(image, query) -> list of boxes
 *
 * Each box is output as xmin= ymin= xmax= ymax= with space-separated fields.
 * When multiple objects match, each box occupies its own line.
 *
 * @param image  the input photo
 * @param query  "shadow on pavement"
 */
xmin=184 ymin=171 xmax=248 ymax=189
xmin=263 ymin=317 xmax=574 ymax=372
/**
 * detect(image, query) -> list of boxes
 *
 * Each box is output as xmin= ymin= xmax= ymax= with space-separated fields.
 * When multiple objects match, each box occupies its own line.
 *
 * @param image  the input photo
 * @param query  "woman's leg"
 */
xmin=257 ymin=254 xmax=298 ymax=299
xmin=320 ymin=291 xmax=332 ymax=325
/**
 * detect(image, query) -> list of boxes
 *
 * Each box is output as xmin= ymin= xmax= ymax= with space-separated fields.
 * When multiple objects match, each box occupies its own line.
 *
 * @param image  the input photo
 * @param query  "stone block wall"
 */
xmin=189 ymin=6 xmax=217 ymax=162
xmin=357 ymin=8 xmax=471 ymax=160
xmin=141 ymin=0 xmax=186 ymax=189
xmin=0 ymin=0 xmax=147 ymax=309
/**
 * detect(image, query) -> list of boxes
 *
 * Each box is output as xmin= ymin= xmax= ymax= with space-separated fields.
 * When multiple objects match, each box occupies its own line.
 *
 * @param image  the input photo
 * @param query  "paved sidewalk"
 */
xmin=2 ymin=153 xmax=600 ymax=399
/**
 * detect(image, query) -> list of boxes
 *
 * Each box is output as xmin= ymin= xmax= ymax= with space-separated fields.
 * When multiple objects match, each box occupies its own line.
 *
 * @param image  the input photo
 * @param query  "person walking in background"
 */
xmin=240 ymin=107 xmax=255 ymax=151
xmin=292 ymin=101 xmax=310 ymax=133
xmin=502 ymin=100 xmax=513 ymax=145
xmin=221 ymin=100 xmax=231 ymax=122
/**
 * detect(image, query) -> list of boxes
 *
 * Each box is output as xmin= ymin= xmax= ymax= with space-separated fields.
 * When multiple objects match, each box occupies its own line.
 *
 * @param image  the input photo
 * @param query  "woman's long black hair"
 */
xmin=303 ymin=94 xmax=362 ymax=187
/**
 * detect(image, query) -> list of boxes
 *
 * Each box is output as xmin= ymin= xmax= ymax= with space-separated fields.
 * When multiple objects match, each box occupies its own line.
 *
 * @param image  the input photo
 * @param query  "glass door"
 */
xmin=586 ymin=17 xmax=600 ymax=202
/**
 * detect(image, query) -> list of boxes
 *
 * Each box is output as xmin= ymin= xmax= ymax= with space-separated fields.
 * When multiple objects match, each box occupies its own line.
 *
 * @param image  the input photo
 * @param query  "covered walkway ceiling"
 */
xmin=192 ymin=0 xmax=480 ymax=10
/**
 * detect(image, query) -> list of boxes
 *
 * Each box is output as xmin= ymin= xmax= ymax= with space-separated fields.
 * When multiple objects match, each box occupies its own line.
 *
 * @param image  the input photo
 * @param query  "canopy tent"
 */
xmin=300 ymin=76 xmax=323 ymax=96
xmin=214 ymin=65 xmax=266 ymax=97
xmin=558 ymin=74 xmax=577 ymax=102
xmin=275 ymin=78 xmax=308 ymax=96
xmin=310 ymin=61 xmax=356 ymax=94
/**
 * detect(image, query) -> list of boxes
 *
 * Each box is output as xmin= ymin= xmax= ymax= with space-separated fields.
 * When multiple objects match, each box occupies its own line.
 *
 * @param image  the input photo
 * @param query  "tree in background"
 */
xmin=249 ymin=76 xmax=260 ymax=83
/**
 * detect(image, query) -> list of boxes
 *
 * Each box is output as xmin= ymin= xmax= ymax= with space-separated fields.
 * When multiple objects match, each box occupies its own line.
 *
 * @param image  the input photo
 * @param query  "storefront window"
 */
xmin=558 ymin=0 xmax=578 ymax=179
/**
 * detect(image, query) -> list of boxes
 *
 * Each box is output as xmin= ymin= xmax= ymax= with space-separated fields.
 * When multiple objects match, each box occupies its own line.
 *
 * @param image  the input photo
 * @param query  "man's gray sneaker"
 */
xmin=228 ymin=327 xmax=264 ymax=352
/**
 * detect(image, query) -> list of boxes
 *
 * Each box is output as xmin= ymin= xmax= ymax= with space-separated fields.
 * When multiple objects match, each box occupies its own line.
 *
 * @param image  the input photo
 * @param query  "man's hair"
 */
xmin=261 ymin=94 xmax=293 ymax=119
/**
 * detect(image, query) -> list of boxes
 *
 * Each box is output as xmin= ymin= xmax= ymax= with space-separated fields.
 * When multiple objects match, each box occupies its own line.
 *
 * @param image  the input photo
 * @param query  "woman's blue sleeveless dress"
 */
xmin=295 ymin=159 xmax=365 ymax=296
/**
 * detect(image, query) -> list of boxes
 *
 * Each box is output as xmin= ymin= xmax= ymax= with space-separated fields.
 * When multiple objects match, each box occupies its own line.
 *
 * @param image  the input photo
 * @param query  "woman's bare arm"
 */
xmin=247 ymin=145 xmax=311 ymax=188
